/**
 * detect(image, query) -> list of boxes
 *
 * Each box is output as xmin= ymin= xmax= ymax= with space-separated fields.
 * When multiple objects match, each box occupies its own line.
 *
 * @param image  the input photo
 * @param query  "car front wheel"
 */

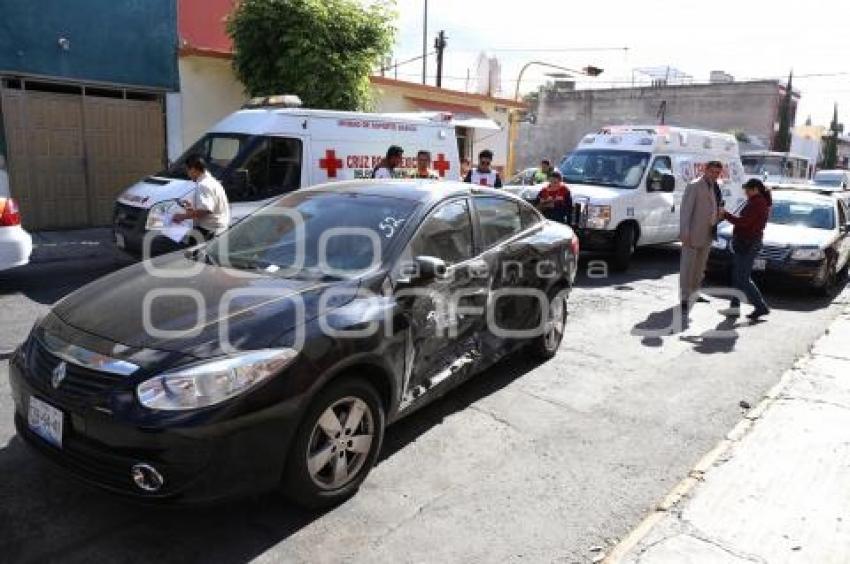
xmin=283 ymin=377 xmax=385 ymax=509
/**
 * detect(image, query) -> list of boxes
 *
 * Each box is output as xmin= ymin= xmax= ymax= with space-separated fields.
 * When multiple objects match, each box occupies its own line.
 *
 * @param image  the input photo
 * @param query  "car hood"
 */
xmin=51 ymin=254 xmax=360 ymax=356
xmin=116 ymin=177 xmax=194 ymax=210
xmin=565 ymin=183 xmax=624 ymax=203
xmin=717 ymin=222 xmax=834 ymax=248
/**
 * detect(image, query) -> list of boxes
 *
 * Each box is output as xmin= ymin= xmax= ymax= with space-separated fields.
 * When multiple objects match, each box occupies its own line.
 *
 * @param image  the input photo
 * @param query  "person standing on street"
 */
xmin=533 ymin=159 xmax=554 ymax=183
xmin=679 ymin=160 xmax=724 ymax=312
xmin=371 ymin=145 xmax=404 ymax=179
xmin=410 ymin=150 xmax=439 ymax=179
xmin=721 ymin=179 xmax=772 ymax=320
xmin=536 ymin=170 xmax=572 ymax=223
xmin=464 ymin=149 xmax=503 ymax=188
xmin=172 ymin=154 xmax=230 ymax=242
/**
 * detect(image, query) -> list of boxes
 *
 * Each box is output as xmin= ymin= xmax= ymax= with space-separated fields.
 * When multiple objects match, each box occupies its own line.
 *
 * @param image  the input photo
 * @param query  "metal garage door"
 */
xmin=0 ymin=80 xmax=165 ymax=230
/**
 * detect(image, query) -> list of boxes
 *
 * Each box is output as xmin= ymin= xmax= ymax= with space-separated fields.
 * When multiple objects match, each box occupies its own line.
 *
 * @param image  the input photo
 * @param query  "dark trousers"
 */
xmin=730 ymin=238 xmax=769 ymax=312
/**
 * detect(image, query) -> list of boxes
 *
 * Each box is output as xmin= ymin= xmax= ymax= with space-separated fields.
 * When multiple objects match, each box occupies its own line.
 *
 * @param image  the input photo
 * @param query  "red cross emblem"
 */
xmin=433 ymin=153 xmax=451 ymax=177
xmin=320 ymin=149 xmax=343 ymax=178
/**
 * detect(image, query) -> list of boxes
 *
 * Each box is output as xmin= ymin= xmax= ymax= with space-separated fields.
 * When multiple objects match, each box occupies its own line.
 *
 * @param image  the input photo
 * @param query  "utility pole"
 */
xmin=422 ymin=0 xmax=428 ymax=84
xmin=434 ymin=30 xmax=447 ymax=87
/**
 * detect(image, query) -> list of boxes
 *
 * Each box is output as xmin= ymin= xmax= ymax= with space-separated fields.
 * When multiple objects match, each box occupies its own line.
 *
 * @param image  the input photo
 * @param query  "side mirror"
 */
xmin=660 ymin=173 xmax=676 ymax=192
xmin=398 ymin=256 xmax=448 ymax=287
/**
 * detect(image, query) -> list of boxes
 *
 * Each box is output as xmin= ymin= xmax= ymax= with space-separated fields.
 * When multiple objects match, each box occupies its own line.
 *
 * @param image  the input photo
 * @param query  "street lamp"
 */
xmin=506 ymin=62 xmax=603 ymax=176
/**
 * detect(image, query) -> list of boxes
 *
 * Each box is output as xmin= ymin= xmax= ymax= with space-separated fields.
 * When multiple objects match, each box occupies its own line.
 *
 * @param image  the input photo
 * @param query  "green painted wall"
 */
xmin=0 ymin=0 xmax=178 ymax=90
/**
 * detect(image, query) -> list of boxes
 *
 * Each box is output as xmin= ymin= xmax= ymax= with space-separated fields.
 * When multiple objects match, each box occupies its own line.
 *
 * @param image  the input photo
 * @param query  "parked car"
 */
xmin=708 ymin=189 xmax=850 ymax=295
xmin=813 ymin=169 xmax=850 ymax=190
xmin=0 ymin=187 xmax=32 ymax=271
xmin=11 ymin=181 xmax=578 ymax=507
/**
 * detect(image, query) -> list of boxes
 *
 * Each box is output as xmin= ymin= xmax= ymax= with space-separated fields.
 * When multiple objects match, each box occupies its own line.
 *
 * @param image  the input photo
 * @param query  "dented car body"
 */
xmin=10 ymin=181 xmax=578 ymax=506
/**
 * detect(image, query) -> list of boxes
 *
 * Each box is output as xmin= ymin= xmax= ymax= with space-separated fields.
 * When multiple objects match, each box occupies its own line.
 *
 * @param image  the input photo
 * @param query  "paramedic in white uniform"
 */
xmin=464 ymin=149 xmax=503 ymax=188
xmin=173 ymin=154 xmax=231 ymax=241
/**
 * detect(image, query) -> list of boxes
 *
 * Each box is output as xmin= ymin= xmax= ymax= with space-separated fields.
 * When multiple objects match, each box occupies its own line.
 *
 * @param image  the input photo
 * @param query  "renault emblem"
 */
xmin=52 ymin=361 xmax=67 ymax=389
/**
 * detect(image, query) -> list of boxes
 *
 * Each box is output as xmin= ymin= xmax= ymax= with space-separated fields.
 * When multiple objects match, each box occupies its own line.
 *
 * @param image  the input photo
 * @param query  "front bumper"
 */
xmin=708 ymin=247 xmax=826 ymax=286
xmin=575 ymin=228 xmax=617 ymax=252
xmin=8 ymin=340 xmax=300 ymax=503
xmin=112 ymin=203 xmax=185 ymax=257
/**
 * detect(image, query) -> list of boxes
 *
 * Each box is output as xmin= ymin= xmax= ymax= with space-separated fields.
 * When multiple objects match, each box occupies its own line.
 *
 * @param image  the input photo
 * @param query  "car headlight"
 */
xmin=712 ymin=237 xmax=730 ymax=250
xmin=586 ymin=205 xmax=612 ymax=229
xmin=145 ymin=199 xmax=183 ymax=230
xmin=137 ymin=349 xmax=298 ymax=411
xmin=790 ymin=247 xmax=825 ymax=261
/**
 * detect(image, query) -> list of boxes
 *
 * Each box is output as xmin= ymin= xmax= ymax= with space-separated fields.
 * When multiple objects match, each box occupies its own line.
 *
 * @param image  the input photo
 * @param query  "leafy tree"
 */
xmin=773 ymin=71 xmax=794 ymax=152
xmin=228 ymin=0 xmax=396 ymax=110
xmin=824 ymin=103 xmax=840 ymax=169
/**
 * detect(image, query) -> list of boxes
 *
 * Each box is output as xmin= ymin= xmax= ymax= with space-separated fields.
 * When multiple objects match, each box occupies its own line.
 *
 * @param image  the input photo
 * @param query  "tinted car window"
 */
xmin=268 ymin=137 xmax=302 ymax=195
xmin=410 ymin=200 xmax=474 ymax=265
xmin=476 ymin=197 xmax=523 ymax=247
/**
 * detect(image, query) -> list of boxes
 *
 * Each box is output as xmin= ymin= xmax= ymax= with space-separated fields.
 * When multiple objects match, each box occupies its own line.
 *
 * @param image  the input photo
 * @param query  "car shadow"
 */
xmin=0 ymin=353 xmax=543 ymax=563
xmin=576 ymin=245 xmax=680 ymax=289
xmin=0 ymin=254 xmax=135 ymax=306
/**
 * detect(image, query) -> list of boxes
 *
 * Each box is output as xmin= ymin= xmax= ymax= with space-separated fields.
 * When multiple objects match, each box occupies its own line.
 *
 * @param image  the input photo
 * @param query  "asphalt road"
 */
xmin=0 ymin=247 xmax=846 ymax=564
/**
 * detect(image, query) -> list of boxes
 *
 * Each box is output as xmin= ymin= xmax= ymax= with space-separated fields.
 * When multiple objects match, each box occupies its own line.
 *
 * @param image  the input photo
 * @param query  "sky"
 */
xmin=388 ymin=0 xmax=850 ymax=128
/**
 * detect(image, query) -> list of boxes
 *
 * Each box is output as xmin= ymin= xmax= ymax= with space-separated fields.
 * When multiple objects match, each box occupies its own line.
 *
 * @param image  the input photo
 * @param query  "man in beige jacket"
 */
xmin=679 ymin=161 xmax=724 ymax=312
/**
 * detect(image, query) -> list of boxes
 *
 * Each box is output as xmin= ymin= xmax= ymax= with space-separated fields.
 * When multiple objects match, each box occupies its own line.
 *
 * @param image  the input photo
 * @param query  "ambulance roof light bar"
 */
xmin=243 ymin=94 xmax=303 ymax=109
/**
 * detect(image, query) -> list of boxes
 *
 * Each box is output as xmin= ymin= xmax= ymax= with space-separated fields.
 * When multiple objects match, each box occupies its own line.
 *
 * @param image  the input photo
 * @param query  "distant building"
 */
xmin=517 ymin=79 xmax=800 ymax=172
xmin=369 ymin=76 xmax=525 ymax=173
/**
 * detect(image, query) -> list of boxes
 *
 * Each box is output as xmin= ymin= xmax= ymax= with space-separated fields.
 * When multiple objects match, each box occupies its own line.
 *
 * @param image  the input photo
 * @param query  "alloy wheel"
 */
xmin=306 ymin=396 xmax=375 ymax=490
xmin=544 ymin=295 xmax=566 ymax=352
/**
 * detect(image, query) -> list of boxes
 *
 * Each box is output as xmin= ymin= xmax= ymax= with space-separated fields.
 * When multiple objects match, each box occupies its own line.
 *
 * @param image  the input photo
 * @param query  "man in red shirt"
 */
xmin=536 ymin=170 xmax=572 ymax=223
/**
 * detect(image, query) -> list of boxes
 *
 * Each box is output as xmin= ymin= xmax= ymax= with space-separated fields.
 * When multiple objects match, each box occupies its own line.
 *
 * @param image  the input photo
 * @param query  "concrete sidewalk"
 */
xmin=30 ymin=227 xmax=119 ymax=264
xmin=608 ymin=304 xmax=850 ymax=563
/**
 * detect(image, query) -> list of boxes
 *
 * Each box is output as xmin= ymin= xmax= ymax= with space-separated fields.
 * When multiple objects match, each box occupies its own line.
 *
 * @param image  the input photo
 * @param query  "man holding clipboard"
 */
xmin=171 ymin=154 xmax=230 ymax=243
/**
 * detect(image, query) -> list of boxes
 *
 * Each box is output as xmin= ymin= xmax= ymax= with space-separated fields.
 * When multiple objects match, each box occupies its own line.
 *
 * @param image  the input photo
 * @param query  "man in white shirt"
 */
xmin=464 ymin=149 xmax=503 ymax=188
xmin=172 ymin=154 xmax=231 ymax=241
xmin=371 ymin=145 xmax=404 ymax=179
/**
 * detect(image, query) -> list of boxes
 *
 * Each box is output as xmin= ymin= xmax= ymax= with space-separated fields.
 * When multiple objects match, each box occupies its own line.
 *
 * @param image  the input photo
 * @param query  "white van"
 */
xmin=113 ymin=100 xmax=461 ymax=254
xmin=553 ymin=125 xmax=745 ymax=270
xmin=741 ymin=150 xmax=812 ymax=186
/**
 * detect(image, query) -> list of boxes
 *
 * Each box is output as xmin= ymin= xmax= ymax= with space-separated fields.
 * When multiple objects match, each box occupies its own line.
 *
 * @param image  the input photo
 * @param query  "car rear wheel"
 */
xmin=529 ymin=289 xmax=568 ymax=360
xmin=283 ymin=377 xmax=385 ymax=509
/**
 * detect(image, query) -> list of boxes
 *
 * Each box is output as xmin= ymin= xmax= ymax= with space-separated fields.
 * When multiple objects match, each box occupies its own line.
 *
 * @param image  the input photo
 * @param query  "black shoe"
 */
xmin=747 ymin=308 xmax=769 ymax=320
xmin=695 ymin=296 xmax=710 ymax=303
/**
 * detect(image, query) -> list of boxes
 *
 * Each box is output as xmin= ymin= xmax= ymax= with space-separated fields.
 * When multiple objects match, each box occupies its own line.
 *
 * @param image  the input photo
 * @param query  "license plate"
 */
xmin=28 ymin=396 xmax=64 ymax=448
xmin=753 ymin=258 xmax=767 ymax=271
xmin=115 ymin=232 xmax=126 ymax=249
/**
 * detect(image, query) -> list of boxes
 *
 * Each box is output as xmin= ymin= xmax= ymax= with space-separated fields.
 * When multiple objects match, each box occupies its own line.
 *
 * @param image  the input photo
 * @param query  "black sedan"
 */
xmin=708 ymin=189 xmax=850 ymax=295
xmin=10 ymin=181 xmax=579 ymax=507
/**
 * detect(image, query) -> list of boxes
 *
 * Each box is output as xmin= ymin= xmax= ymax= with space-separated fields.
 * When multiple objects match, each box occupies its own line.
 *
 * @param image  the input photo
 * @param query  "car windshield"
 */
xmin=742 ymin=156 xmax=783 ymax=176
xmin=206 ymin=191 xmax=419 ymax=279
xmin=814 ymin=173 xmax=844 ymax=187
xmin=158 ymin=133 xmax=253 ymax=180
xmin=559 ymin=150 xmax=650 ymax=189
xmin=770 ymin=200 xmax=835 ymax=230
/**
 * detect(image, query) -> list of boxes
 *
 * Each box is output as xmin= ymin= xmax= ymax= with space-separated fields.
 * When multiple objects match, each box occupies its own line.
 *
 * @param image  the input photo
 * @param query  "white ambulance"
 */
xmin=556 ymin=125 xmax=746 ymax=270
xmin=113 ymin=96 xmax=461 ymax=255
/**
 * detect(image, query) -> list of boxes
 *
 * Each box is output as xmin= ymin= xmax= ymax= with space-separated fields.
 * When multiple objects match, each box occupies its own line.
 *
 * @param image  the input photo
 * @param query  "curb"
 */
xmin=603 ymin=303 xmax=849 ymax=563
